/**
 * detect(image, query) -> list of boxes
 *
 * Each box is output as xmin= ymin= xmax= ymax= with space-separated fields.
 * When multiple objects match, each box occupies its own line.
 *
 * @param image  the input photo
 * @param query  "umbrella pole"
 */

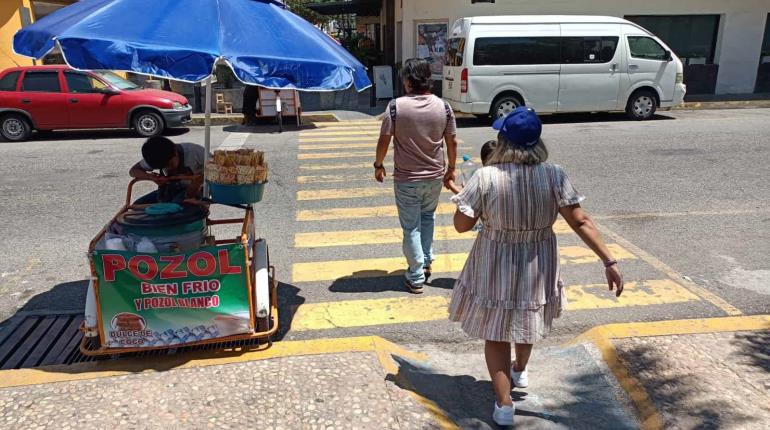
xmin=203 ymin=76 xmax=212 ymax=197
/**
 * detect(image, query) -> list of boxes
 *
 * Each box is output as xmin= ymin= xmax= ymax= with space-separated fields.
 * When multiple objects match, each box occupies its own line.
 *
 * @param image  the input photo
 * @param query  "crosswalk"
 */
xmin=288 ymin=119 xmax=710 ymax=334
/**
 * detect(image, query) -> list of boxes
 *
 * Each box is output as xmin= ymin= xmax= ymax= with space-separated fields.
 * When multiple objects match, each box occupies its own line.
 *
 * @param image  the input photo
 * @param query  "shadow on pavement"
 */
xmin=617 ymin=344 xmax=757 ymax=429
xmin=26 ymin=128 xmax=190 ymax=142
xmin=389 ymin=355 xmax=636 ymax=429
xmin=456 ymin=112 xmax=675 ymax=129
xmin=734 ymin=330 xmax=770 ymax=373
xmin=274 ymin=281 xmax=305 ymax=341
xmin=328 ymin=274 xmax=456 ymax=294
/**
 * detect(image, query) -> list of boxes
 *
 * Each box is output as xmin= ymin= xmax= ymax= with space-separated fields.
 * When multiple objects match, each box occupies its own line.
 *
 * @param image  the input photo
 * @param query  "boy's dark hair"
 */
xmin=481 ymin=140 xmax=495 ymax=165
xmin=400 ymin=58 xmax=432 ymax=93
xmin=141 ymin=136 xmax=176 ymax=169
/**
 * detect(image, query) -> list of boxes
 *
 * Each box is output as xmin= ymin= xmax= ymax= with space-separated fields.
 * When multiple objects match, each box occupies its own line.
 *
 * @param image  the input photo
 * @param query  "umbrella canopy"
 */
xmin=13 ymin=0 xmax=371 ymax=92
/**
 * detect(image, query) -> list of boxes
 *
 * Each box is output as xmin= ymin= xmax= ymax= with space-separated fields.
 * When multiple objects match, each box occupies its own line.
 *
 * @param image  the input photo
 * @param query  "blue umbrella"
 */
xmin=13 ymin=0 xmax=371 ymax=91
xmin=13 ymin=0 xmax=372 ymax=190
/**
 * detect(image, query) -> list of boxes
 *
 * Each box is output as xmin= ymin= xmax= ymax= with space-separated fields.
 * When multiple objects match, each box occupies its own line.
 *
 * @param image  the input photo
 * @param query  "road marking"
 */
xmin=298 ymin=151 xmax=374 ymax=160
xmin=300 ymin=136 xmax=380 ymax=143
xmin=291 ymin=244 xmax=636 ymax=283
xmin=311 ymin=121 xmax=381 ymax=127
xmin=298 ymin=174 xmax=392 ymax=184
xmin=295 ymin=221 xmax=573 ymax=248
xmin=299 ymin=157 xmax=480 ymax=171
xmin=299 ymin=143 xmax=380 ymax=150
xmin=290 ymin=280 xmax=700 ymax=331
xmin=297 ymin=186 xmax=450 ymax=201
xmin=297 ymin=203 xmax=457 ymax=220
xmin=215 ymin=130 xmax=250 ymax=150
xmin=300 ymin=130 xmax=381 ymax=137
xmin=593 ymin=221 xmax=743 ymax=316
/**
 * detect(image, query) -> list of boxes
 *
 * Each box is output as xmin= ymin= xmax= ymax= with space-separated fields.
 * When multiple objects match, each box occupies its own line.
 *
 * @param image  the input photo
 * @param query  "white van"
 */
xmin=443 ymin=16 xmax=687 ymax=120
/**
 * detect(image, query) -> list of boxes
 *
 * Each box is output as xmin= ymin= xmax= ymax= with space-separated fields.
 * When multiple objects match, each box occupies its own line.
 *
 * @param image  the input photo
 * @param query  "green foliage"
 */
xmin=285 ymin=0 xmax=328 ymax=25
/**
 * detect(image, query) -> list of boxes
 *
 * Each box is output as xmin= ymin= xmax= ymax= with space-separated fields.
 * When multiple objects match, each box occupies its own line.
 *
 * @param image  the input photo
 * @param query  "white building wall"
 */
xmin=401 ymin=0 xmax=769 ymax=94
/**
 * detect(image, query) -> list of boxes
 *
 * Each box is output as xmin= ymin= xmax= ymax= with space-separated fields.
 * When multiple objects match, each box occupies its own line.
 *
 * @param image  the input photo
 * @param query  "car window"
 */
xmin=562 ymin=37 xmax=619 ymax=64
xmin=0 ymin=71 xmax=20 ymax=91
xmin=473 ymin=37 xmax=560 ymax=66
xmin=65 ymin=72 xmax=107 ymax=93
xmin=22 ymin=71 xmax=61 ymax=92
xmin=628 ymin=36 xmax=668 ymax=61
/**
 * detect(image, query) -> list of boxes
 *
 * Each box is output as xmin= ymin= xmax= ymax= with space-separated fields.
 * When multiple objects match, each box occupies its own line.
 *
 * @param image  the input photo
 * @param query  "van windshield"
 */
xmin=446 ymin=38 xmax=466 ymax=66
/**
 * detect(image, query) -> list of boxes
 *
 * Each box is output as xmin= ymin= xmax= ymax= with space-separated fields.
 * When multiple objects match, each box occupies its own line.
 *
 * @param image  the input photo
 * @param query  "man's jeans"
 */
xmin=394 ymin=179 xmax=443 ymax=284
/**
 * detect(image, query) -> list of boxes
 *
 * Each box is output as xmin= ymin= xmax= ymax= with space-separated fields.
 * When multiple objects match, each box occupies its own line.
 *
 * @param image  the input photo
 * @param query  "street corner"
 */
xmin=571 ymin=315 xmax=770 ymax=430
xmin=0 ymin=335 xmax=457 ymax=429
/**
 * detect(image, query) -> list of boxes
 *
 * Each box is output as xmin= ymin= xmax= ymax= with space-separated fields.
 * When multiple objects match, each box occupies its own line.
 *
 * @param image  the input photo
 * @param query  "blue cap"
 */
xmin=492 ymin=106 xmax=542 ymax=147
xmin=462 ymin=154 xmax=471 ymax=162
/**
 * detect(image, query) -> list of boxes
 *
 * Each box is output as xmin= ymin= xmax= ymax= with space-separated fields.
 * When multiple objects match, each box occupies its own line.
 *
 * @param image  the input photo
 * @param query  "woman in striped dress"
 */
xmin=448 ymin=107 xmax=624 ymax=426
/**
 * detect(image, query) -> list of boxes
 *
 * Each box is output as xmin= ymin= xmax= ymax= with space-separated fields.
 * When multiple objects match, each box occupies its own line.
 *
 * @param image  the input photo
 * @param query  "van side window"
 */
xmin=628 ymin=36 xmax=668 ymax=61
xmin=473 ymin=37 xmax=560 ymax=66
xmin=562 ymin=37 xmax=619 ymax=64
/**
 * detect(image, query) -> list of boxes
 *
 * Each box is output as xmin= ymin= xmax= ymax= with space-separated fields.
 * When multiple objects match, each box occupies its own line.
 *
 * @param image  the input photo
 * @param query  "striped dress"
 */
xmin=448 ymin=162 xmax=585 ymax=343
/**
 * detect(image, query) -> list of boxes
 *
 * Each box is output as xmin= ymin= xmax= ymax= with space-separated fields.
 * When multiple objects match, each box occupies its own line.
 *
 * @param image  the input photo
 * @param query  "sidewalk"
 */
xmin=0 ymin=317 xmax=767 ymax=429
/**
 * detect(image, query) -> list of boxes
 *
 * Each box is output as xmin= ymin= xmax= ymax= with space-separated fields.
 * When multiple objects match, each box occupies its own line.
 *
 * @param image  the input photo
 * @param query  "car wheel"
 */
xmin=0 ymin=114 xmax=32 ymax=142
xmin=133 ymin=111 xmax=165 ymax=137
xmin=492 ymin=95 xmax=523 ymax=121
xmin=626 ymin=90 xmax=657 ymax=121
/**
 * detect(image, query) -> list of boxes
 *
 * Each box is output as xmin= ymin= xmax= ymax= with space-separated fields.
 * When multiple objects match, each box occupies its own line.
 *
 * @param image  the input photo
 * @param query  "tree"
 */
xmin=285 ymin=0 xmax=328 ymax=26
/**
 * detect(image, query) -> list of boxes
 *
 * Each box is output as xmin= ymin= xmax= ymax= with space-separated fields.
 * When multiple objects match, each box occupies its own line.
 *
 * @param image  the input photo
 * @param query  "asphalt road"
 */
xmin=1 ymin=108 xmax=768 ymax=352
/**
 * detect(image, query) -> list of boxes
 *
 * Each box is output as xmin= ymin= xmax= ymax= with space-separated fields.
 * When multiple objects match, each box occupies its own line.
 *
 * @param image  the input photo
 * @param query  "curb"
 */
xmin=675 ymin=100 xmax=770 ymax=110
xmin=188 ymin=113 xmax=339 ymax=126
xmin=0 ymin=335 xmax=459 ymax=430
xmin=571 ymin=315 xmax=770 ymax=430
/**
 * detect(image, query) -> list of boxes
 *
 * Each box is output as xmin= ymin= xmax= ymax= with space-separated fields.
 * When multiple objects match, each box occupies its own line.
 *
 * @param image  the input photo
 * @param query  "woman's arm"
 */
xmin=559 ymin=204 xmax=624 ymax=296
xmin=453 ymin=209 xmax=478 ymax=233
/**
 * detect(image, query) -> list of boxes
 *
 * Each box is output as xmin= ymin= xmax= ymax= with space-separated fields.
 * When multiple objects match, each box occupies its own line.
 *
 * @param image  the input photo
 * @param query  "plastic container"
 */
xmin=207 ymin=181 xmax=266 ymax=205
xmin=460 ymin=155 xmax=479 ymax=186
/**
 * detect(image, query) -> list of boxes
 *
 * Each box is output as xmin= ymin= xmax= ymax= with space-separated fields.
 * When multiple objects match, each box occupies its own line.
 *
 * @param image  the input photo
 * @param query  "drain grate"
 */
xmin=0 ymin=312 xmax=271 ymax=370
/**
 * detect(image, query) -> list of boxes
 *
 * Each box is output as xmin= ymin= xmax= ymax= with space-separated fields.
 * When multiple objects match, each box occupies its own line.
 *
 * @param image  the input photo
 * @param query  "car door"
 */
xmin=625 ymin=34 xmax=677 ymax=102
xmin=18 ymin=70 xmax=68 ymax=129
xmin=64 ymin=71 xmax=124 ymax=128
xmin=557 ymin=24 xmax=623 ymax=112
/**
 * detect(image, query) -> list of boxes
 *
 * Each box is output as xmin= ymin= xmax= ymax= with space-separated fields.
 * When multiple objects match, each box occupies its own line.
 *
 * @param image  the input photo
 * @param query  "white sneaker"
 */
xmin=511 ymin=362 xmax=529 ymax=388
xmin=493 ymin=401 xmax=515 ymax=426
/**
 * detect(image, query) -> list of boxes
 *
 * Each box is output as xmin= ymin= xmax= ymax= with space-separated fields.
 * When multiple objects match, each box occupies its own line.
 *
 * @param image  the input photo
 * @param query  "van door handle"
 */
xmin=629 ymin=64 xmax=639 ymax=70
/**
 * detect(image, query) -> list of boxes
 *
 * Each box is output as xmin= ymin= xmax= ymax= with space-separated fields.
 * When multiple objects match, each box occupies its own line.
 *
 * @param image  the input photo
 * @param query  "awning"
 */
xmin=306 ymin=0 xmax=381 ymax=16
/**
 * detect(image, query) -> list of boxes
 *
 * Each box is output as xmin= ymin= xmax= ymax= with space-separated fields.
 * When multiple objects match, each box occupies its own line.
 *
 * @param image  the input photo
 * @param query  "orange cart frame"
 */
xmin=80 ymin=178 xmax=278 ymax=356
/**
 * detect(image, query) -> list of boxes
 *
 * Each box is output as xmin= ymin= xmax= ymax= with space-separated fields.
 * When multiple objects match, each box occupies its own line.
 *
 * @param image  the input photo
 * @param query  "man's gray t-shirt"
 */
xmin=380 ymin=94 xmax=457 ymax=183
xmin=139 ymin=143 xmax=206 ymax=176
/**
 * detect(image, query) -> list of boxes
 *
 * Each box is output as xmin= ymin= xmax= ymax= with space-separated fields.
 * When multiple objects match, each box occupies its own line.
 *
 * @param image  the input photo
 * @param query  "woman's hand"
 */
xmin=606 ymin=264 xmax=624 ymax=297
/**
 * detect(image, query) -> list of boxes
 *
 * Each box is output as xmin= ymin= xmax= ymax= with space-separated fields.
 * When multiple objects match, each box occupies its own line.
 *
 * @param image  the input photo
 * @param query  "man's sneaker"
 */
xmin=492 ymin=401 xmax=515 ymax=426
xmin=404 ymin=278 xmax=424 ymax=294
xmin=511 ymin=362 xmax=529 ymax=388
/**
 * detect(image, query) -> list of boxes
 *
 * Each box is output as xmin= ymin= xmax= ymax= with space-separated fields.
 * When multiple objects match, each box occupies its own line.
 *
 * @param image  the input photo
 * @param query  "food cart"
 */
xmin=13 ymin=0 xmax=371 ymax=356
xmin=81 ymin=176 xmax=276 ymax=355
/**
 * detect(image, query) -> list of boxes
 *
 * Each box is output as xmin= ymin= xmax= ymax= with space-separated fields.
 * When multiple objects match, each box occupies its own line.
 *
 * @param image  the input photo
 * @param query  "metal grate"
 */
xmin=0 ymin=312 xmax=270 ymax=370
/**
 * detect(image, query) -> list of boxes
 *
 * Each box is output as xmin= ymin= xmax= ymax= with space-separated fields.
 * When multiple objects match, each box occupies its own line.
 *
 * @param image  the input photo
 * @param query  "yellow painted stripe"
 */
xmin=300 ymin=136 xmax=381 ymax=143
xmin=298 ymin=151 xmax=373 ymax=160
xmin=300 ymin=130 xmax=381 ymax=137
xmin=295 ymin=221 xmax=573 ymax=248
xmin=298 ymin=186 xmax=450 ymax=201
xmin=292 ymin=244 xmax=636 ymax=283
xmin=311 ymin=120 xmax=381 ymax=127
xmin=299 ymin=143 xmax=379 ymax=150
xmin=298 ymin=174 xmax=392 ymax=184
xmin=291 ymin=280 xmax=700 ymax=331
xmin=299 ymin=157 xmax=480 ymax=171
xmin=298 ymin=203 xmax=456 ymax=220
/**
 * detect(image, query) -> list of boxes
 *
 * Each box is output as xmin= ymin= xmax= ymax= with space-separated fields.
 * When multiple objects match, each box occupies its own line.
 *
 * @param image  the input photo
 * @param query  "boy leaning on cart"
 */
xmin=129 ymin=136 xmax=210 ymax=204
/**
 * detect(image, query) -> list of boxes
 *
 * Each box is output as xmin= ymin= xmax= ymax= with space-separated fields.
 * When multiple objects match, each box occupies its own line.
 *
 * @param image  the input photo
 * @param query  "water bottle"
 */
xmin=459 ymin=154 xmax=479 ymax=186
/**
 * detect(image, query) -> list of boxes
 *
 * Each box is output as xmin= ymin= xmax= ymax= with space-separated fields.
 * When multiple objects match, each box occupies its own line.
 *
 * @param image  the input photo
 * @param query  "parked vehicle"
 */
xmin=443 ymin=16 xmax=687 ymax=121
xmin=0 ymin=65 xmax=192 ymax=141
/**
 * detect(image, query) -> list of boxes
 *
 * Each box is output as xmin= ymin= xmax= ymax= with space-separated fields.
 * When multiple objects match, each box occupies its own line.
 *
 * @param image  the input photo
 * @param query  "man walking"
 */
xmin=374 ymin=58 xmax=458 ymax=293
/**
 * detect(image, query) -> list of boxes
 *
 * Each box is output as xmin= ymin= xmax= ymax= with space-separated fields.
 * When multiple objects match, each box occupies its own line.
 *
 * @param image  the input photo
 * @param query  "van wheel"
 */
xmin=626 ymin=90 xmax=657 ymax=120
xmin=133 ymin=111 xmax=165 ymax=137
xmin=0 ymin=114 xmax=32 ymax=142
xmin=492 ymin=96 xmax=523 ymax=121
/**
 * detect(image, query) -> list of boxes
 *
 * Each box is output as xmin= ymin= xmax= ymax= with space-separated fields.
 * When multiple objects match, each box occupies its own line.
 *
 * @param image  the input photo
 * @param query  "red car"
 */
xmin=0 ymin=65 xmax=192 ymax=141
